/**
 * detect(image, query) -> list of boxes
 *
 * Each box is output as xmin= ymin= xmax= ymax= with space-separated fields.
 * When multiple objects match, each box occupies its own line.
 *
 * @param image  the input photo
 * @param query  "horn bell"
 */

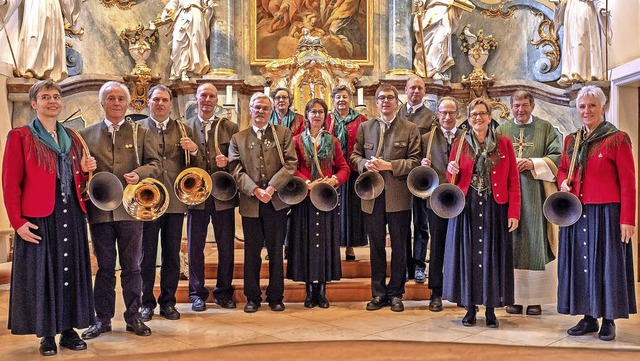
xmin=429 ymin=183 xmax=465 ymax=219
xmin=278 ymin=176 xmax=308 ymax=205
xmin=88 ymin=171 xmax=124 ymax=211
xmin=354 ymin=171 xmax=384 ymax=200
xmin=543 ymin=191 xmax=582 ymax=227
xmin=174 ymin=167 xmax=213 ymax=205
xmin=211 ymin=171 xmax=238 ymax=201
xmin=123 ymin=178 xmax=170 ymax=221
xmin=310 ymin=182 xmax=339 ymax=212
xmin=407 ymin=166 xmax=439 ymax=198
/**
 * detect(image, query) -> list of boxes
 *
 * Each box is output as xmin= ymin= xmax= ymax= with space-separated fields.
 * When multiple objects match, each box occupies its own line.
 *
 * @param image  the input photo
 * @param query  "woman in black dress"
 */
xmin=3 ymin=80 xmax=97 ymax=356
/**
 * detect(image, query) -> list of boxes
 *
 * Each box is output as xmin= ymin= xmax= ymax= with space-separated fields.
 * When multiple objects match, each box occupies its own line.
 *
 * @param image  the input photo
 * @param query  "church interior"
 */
xmin=0 ymin=0 xmax=639 ymax=359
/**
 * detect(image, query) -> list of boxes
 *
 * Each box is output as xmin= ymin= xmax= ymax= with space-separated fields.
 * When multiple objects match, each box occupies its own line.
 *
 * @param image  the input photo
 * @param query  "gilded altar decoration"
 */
xmin=119 ymin=24 xmax=161 ymax=111
xmin=530 ymin=14 xmax=560 ymax=74
xmin=261 ymin=28 xmax=363 ymax=112
xmin=99 ymin=0 xmax=137 ymax=10
xmin=480 ymin=0 xmax=515 ymax=19
xmin=459 ymin=25 xmax=498 ymax=97
xmin=251 ymin=0 xmax=372 ymax=66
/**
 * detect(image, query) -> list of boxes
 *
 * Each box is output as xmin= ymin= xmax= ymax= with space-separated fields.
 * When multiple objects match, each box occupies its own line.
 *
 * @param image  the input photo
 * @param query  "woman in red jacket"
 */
xmin=2 ymin=80 xmax=96 ymax=356
xmin=557 ymin=85 xmax=636 ymax=341
xmin=286 ymin=98 xmax=350 ymax=308
xmin=443 ymin=98 xmax=520 ymax=328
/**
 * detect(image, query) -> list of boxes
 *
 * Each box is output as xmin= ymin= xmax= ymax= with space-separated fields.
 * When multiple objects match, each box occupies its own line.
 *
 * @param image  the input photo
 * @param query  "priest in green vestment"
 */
xmin=495 ymin=90 xmax=562 ymax=316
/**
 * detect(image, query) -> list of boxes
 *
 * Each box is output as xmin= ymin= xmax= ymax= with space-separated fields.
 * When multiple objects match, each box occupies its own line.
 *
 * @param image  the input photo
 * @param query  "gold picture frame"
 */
xmin=250 ymin=0 xmax=373 ymax=66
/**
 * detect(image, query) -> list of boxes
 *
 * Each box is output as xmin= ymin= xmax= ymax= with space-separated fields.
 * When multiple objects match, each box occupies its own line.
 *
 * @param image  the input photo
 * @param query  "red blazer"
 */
xmin=292 ymin=134 xmax=351 ymax=188
xmin=2 ymin=126 xmax=88 ymax=230
xmin=557 ymin=131 xmax=636 ymax=225
xmin=447 ymin=134 xmax=521 ymax=220
xmin=327 ymin=112 xmax=367 ymax=170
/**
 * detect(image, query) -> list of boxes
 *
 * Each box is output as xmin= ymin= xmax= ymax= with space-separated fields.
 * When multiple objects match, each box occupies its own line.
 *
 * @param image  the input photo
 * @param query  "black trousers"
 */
xmin=408 ymin=196 xmax=430 ymax=274
xmin=89 ymin=221 xmax=143 ymax=324
xmin=140 ymin=212 xmax=184 ymax=309
xmin=187 ymin=197 xmax=236 ymax=303
xmin=427 ymin=207 xmax=448 ymax=297
xmin=364 ymin=193 xmax=410 ymax=299
xmin=242 ymin=201 xmax=287 ymax=304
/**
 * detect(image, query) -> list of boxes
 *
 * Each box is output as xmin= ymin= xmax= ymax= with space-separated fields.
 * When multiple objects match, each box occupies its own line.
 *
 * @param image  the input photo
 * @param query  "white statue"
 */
xmin=162 ymin=0 xmax=214 ymax=82
xmin=412 ymin=0 xmax=472 ymax=81
xmin=15 ymin=0 xmax=81 ymax=81
xmin=552 ymin=0 xmax=611 ymax=86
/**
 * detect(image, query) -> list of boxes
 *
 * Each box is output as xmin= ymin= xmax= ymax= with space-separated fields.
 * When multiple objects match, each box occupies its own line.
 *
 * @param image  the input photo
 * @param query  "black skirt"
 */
xmin=443 ymin=188 xmax=514 ymax=308
xmin=8 ymin=180 xmax=95 ymax=337
xmin=557 ymin=203 xmax=637 ymax=319
xmin=286 ymin=198 xmax=342 ymax=282
xmin=337 ymin=172 xmax=368 ymax=247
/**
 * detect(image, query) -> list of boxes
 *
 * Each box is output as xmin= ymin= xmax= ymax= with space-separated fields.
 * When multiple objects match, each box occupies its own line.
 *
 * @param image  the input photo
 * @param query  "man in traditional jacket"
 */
xmin=495 ymin=89 xmax=562 ymax=316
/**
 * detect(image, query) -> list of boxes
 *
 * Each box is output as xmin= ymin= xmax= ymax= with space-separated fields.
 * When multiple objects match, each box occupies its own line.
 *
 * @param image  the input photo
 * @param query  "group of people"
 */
xmin=3 ymin=78 xmax=636 ymax=356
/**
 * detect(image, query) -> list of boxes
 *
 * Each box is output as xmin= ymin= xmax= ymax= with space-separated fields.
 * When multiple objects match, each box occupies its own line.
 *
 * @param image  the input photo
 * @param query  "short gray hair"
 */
xmin=249 ymin=92 xmax=273 ymax=108
xmin=576 ymin=85 xmax=607 ymax=108
xmin=99 ymin=81 xmax=131 ymax=105
xmin=437 ymin=96 xmax=459 ymax=111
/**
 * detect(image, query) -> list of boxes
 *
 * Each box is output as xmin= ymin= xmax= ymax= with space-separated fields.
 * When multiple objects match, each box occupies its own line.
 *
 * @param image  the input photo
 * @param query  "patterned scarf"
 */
xmin=28 ymin=118 xmax=75 ymax=204
xmin=332 ymin=108 xmax=358 ymax=152
xmin=270 ymin=109 xmax=296 ymax=129
xmin=465 ymin=127 xmax=499 ymax=196
xmin=566 ymin=121 xmax=620 ymax=182
xmin=301 ymin=128 xmax=334 ymax=180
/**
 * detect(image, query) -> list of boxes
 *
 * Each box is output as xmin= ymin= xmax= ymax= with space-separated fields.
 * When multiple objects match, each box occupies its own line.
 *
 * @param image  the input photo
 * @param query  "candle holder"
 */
xmin=223 ymin=104 xmax=235 ymax=120
xmin=355 ymin=104 xmax=367 ymax=117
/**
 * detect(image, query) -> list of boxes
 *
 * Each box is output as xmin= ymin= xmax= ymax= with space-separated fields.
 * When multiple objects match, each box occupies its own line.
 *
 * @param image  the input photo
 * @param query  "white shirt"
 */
xmin=407 ymin=103 xmax=423 ymax=114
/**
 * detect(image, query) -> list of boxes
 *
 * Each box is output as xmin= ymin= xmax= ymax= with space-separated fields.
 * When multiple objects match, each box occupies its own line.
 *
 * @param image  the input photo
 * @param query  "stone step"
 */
xmin=202 ymin=259 xmax=389 ymax=279
xmin=159 ymin=277 xmax=431 ymax=304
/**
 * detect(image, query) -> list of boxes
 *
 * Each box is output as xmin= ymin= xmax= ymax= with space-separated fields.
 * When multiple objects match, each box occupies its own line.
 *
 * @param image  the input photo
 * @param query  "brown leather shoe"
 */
xmin=526 ymin=305 xmax=542 ymax=315
xmin=505 ymin=304 xmax=523 ymax=314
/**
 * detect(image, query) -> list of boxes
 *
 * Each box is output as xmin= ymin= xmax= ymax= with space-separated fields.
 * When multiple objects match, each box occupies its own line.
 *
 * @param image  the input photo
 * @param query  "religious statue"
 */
xmin=551 ymin=0 xmax=611 ymax=86
xmin=412 ymin=0 xmax=474 ymax=81
xmin=14 ymin=0 xmax=82 ymax=81
xmin=161 ymin=0 xmax=214 ymax=81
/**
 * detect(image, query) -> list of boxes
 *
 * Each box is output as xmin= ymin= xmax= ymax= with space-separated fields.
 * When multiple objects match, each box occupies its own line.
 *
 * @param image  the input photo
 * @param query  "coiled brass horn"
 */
xmin=429 ymin=127 xmax=467 ymax=219
xmin=123 ymin=178 xmax=170 ymax=221
xmin=174 ymin=120 xmax=213 ymax=205
xmin=543 ymin=129 xmax=583 ymax=226
xmin=355 ymin=121 xmax=386 ymax=200
xmin=407 ymin=124 xmax=439 ymax=198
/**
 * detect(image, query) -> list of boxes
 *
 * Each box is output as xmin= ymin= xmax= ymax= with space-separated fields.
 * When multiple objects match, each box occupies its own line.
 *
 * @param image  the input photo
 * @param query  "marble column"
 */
xmin=387 ymin=0 xmax=414 ymax=75
xmin=208 ymin=0 xmax=238 ymax=78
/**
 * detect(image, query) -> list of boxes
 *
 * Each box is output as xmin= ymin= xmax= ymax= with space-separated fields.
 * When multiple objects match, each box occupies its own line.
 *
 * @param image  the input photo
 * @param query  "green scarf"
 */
xmin=465 ymin=127 xmax=499 ymax=196
xmin=566 ymin=121 xmax=620 ymax=182
xmin=270 ymin=109 xmax=296 ymax=129
xmin=301 ymin=129 xmax=335 ymax=180
xmin=332 ymin=108 xmax=358 ymax=153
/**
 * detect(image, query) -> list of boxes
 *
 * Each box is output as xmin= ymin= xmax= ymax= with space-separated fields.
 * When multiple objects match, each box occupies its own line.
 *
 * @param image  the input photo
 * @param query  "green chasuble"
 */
xmin=496 ymin=117 xmax=562 ymax=270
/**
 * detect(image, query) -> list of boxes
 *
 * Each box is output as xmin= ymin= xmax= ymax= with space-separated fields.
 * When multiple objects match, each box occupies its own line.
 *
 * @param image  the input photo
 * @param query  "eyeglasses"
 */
xmin=309 ymin=110 xmax=325 ymax=115
xmin=38 ymin=94 xmax=61 ymax=101
xmin=469 ymin=111 xmax=489 ymax=118
xmin=274 ymin=96 xmax=289 ymax=101
xmin=376 ymin=95 xmax=396 ymax=102
xmin=438 ymin=111 xmax=457 ymax=117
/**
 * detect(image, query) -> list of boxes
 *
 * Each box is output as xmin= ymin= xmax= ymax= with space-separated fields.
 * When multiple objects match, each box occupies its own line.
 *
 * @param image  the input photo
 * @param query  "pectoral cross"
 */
xmin=513 ymin=128 xmax=534 ymax=158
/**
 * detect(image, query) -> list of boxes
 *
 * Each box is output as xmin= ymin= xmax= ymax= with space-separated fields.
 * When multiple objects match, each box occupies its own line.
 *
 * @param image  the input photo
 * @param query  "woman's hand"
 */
xmin=17 ymin=222 xmax=41 ymax=244
xmin=508 ymin=218 xmax=519 ymax=232
xmin=560 ymin=179 xmax=571 ymax=192
xmin=80 ymin=150 xmax=97 ymax=173
xmin=621 ymin=224 xmax=635 ymax=243
xmin=447 ymin=161 xmax=459 ymax=175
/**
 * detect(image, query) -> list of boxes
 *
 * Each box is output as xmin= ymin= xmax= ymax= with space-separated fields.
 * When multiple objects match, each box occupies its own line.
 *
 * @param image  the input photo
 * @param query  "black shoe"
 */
xmin=345 ymin=253 xmax=356 ymax=262
xmin=506 ymin=304 xmax=523 ymax=314
xmin=269 ymin=301 xmax=285 ymax=312
xmin=567 ymin=316 xmax=599 ymax=336
xmin=486 ymin=310 xmax=499 ymax=328
xmin=414 ymin=269 xmax=426 ymax=284
xmin=390 ymin=297 xmax=404 ymax=312
xmin=40 ymin=337 xmax=57 ymax=356
xmin=316 ymin=283 xmax=330 ymax=309
xmin=598 ymin=319 xmax=616 ymax=341
xmin=526 ymin=305 xmax=542 ymax=316
xmin=215 ymin=298 xmax=237 ymax=309
xmin=366 ymin=296 xmax=390 ymax=311
xmin=126 ymin=318 xmax=152 ymax=337
xmin=304 ymin=283 xmax=317 ymax=308
xmin=140 ymin=306 xmax=154 ymax=322
xmin=191 ymin=297 xmax=206 ymax=312
xmin=59 ymin=329 xmax=87 ymax=351
xmin=81 ymin=321 xmax=112 ymax=340
xmin=462 ymin=307 xmax=477 ymax=327
xmin=428 ymin=296 xmax=443 ymax=312
xmin=159 ymin=305 xmax=181 ymax=320
xmin=244 ymin=300 xmax=261 ymax=313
